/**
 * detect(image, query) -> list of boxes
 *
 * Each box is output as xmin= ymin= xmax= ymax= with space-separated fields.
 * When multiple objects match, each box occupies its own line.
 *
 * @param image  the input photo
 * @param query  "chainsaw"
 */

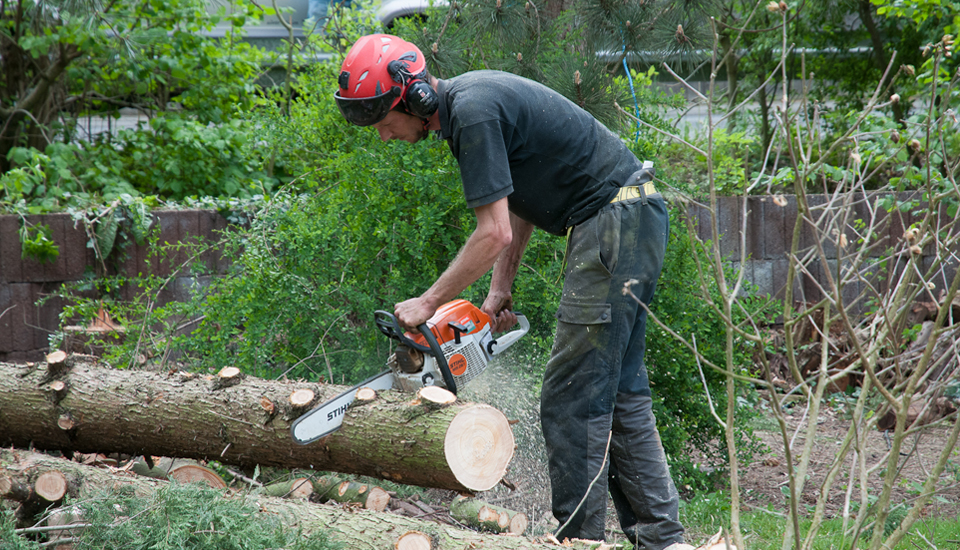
xmin=290 ymin=299 xmax=529 ymax=445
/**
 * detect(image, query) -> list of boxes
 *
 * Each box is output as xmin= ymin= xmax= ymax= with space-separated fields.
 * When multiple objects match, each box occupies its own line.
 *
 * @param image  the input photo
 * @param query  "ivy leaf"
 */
xmin=96 ymin=209 xmax=120 ymax=260
xmin=129 ymin=200 xmax=154 ymax=244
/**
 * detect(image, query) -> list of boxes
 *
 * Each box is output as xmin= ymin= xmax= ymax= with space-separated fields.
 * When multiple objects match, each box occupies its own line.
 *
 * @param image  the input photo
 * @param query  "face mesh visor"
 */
xmin=334 ymin=88 xmax=400 ymax=126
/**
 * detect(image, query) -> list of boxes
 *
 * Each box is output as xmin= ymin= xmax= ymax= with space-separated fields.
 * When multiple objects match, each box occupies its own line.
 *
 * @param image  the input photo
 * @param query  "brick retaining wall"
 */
xmin=2 ymin=193 xmax=956 ymax=361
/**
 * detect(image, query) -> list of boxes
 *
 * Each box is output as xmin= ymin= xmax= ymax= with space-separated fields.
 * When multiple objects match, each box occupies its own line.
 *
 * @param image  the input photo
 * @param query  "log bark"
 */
xmin=0 ymin=359 xmax=514 ymax=492
xmin=263 ymin=477 xmax=314 ymax=500
xmin=2 ymin=448 xmax=558 ymax=550
xmin=450 ymin=496 xmax=528 ymax=534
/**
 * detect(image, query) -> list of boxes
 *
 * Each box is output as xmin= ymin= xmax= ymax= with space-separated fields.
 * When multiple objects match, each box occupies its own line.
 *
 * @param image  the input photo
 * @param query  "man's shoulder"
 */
xmin=443 ymin=70 xmax=562 ymax=126
xmin=448 ymin=69 xmax=531 ymax=88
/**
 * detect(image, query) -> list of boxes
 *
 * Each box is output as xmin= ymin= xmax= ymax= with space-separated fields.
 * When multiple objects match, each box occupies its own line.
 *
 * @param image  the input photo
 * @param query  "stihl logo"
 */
xmin=327 ymin=403 xmax=349 ymax=421
xmin=449 ymin=353 xmax=468 ymax=376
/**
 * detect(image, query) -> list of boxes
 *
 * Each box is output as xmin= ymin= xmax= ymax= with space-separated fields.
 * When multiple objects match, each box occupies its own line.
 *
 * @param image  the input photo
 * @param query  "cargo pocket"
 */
xmin=555 ymin=301 xmax=612 ymax=325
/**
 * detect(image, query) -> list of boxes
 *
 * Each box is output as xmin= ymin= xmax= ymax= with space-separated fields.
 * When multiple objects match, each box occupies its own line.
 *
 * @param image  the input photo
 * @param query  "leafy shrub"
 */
xmin=645 ymin=208 xmax=768 ymax=490
xmin=0 ymin=511 xmax=40 ymax=549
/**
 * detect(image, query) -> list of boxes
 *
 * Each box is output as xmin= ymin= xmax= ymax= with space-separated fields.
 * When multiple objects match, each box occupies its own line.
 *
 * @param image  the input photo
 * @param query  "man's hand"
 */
xmin=481 ymin=291 xmax=517 ymax=333
xmin=395 ymin=296 xmax=437 ymax=331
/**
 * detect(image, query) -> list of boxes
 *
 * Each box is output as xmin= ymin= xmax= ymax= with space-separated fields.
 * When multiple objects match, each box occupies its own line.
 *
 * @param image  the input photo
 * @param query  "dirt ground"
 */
xmin=738 ymin=400 xmax=960 ymax=519
xmin=464 ymin=363 xmax=960 ymax=539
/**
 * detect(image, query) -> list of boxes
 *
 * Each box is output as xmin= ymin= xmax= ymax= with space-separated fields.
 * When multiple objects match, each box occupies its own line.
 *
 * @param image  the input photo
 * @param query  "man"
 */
xmin=334 ymin=33 xmax=690 ymax=550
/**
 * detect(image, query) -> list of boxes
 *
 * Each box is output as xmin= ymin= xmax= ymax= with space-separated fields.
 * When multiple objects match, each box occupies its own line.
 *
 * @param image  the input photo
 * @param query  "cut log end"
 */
xmin=365 ymin=486 xmax=391 ymax=512
xmin=396 ymin=531 xmax=432 ymax=550
xmin=168 ymin=464 xmax=227 ymax=489
xmin=213 ymin=366 xmax=244 ymax=390
xmin=417 ymin=386 xmax=456 ymax=408
xmin=355 ymin=387 xmax=378 ymax=402
xmin=289 ymin=388 xmax=316 ymax=408
xmin=35 ymin=471 xmax=68 ymax=502
xmin=218 ymin=366 xmax=241 ymax=379
xmin=508 ymin=512 xmax=528 ymax=534
xmin=57 ymin=414 xmax=76 ymax=431
xmin=443 ymin=405 xmax=515 ymax=491
xmin=288 ymin=478 xmax=314 ymax=500
xmin=46 ymin=350 xmax=68 ymax=368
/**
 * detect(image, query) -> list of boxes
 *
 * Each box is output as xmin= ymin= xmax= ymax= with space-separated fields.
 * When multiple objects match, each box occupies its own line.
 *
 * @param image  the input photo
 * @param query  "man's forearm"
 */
xmin=420 ymin=199 xmax=513 ymax=309
xmin=490 ymin=213 xmax=534 ymax=295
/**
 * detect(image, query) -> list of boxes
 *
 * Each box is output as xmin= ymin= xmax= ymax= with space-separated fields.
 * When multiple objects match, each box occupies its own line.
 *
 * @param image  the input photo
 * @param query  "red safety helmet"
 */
xmin=334 ymin=34 xmax=434 ymax=126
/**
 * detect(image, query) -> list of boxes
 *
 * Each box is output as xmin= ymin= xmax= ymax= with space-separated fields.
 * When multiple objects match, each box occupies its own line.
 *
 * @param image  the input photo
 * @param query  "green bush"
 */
xmin=645 ymin=209 xmax=769 ymax=490
xmin=1 ymin=511 xmax=40 ymax=550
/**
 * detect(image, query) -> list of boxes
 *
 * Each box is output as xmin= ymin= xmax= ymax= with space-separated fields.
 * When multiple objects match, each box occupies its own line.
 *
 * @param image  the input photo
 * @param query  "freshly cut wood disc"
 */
xmin=508 ymin=512 xmax=528 ymax=534
xmin=35 ymin=471 xmax=67 ymax=501
xmin=395 ymin=530 xmax=432 ymax=550
xmin=417 ymin=385 xmax=456 ymax=406
xmin=218 ymin=366 xmax=241 ymax=379
xmin=288 ymin=477 xmax=314 ymax=500
xmin=365 ymin=486 xmax=391 ymax=511
xmin=46 ymin=350 xmax=68 ymax=367
xmin=169 ymin=464 xmax=227 ymax=489
xmin=443 ymin=405 xmax=514 ymax=492
xmin=289 ymin=389 xmax=316 ymax=408
xmin=356 ymin=387 xmax=378 ymax=402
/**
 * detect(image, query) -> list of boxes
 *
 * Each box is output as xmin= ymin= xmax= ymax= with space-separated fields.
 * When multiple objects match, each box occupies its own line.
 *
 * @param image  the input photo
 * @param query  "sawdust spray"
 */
xmin=459 ymin=351 xmax=556 ymax=535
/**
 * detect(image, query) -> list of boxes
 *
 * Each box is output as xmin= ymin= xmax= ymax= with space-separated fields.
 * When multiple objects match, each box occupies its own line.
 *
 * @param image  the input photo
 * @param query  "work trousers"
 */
xmin=540 ymin=191 xmax=683 ymax=549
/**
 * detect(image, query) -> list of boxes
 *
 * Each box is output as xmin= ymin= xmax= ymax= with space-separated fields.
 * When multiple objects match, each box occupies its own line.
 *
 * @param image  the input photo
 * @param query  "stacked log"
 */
xmin=0 ymin=359 xmax=514 ymax=493
xmin=2 ymin=448 xmax=569 ymax=550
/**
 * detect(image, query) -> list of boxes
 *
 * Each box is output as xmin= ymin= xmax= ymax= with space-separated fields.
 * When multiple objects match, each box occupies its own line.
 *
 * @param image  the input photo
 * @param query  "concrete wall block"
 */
xmin=39 ymin=214 xmax=72 ymax=282
xmin=62 ymin=215 xmax=94 ymax=280
xmin=0 ymin=283 xmax=12 ymax=352
xmin=20 ymin=214 xmax=47 ymax=282
xmin=213 ymin=215 xmax=231 ymax=275
xmin=762 ymin=195 xmax=789 ymax=261
xmin=35 ymin=282 xmax=64 ymax=349
xmin=0 ymin=215 xmax=23 ymax=283
xmin=197 ymin=210 xmax=222 ymax=273
xmin=799 ymin=195 xmax=827 ymax=253
xmin=718 ymin=196 xmax=741 ymax=259
xmin=743 ymin=197 xmax=764 ymax=260
xmin=5 ymin=283 xmax=39 ymax=352
xmin=751 ymin=259 xmax=774 ymax=298
xmin=156 ymin=210 xmax=182 ymax=277
xmin=797 ymin=259 xmax=823 ymax=304
xmin=176 ymin=209 xmax=202 ymax=275
xmin=770 ymin=257 xmax=790 ymax=301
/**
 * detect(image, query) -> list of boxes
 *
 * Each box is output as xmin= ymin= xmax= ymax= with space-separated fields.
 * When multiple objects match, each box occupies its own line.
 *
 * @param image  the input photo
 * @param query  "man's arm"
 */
xmin=395 ymin=197 xmax=513 ymax=329
xmin=482 ymin=212 xmax=534 ymax=331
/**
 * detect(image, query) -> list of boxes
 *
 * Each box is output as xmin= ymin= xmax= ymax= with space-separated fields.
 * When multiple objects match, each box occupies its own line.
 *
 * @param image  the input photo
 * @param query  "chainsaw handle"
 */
xmin=374 ymin=310 xmax=431 ymax=352
xmin=417 ymin=322 xmax=458 ymax=395
xmin=488 ymin=313 xmax=530 ymax=356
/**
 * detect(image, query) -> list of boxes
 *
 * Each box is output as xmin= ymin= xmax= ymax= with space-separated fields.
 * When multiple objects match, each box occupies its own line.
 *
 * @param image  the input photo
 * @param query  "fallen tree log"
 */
xmin=1 ymin=448 xmax=568 ymax=550
xmin=451 ymin=495 xmax=528 ymax=534
xmin=0 ymin=359 xmax=514 ymax=492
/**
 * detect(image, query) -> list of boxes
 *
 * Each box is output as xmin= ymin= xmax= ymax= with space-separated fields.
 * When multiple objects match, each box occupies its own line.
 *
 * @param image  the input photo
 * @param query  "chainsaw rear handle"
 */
xmin=488 ymin=313 xmax=530 ymax=356
xmin=373 ymin=310 xmax=457 ymax=394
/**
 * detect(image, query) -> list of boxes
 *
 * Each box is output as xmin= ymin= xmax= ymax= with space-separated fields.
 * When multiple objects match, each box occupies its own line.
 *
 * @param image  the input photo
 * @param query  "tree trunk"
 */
xmin=858 ymin=0 xmax=904 ymax=124
xmin=0 ymin=359 xmax=514 ymax=492
xmin=1 ymin=448 xmax=565 ymax=550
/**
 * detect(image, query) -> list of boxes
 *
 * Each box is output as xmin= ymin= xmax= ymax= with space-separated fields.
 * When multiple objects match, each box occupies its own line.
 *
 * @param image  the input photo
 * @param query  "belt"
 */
xmin=610 ymin=181 xmax=658 ymax=204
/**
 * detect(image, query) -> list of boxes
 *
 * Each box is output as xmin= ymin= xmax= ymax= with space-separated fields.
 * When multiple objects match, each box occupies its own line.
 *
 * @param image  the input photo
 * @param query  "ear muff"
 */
xmin=387 ymin=57 xmax=439 ymax=120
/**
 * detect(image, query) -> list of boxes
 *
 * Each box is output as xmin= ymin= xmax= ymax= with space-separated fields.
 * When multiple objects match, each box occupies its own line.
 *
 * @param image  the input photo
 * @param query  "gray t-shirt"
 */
xmin=437 ymin=70 xmax=642 ymax=236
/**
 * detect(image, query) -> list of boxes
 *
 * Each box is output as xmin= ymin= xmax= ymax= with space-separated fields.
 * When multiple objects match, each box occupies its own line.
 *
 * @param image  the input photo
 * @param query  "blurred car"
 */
xmin=377 ymin=0 xmax=448 ymax=28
